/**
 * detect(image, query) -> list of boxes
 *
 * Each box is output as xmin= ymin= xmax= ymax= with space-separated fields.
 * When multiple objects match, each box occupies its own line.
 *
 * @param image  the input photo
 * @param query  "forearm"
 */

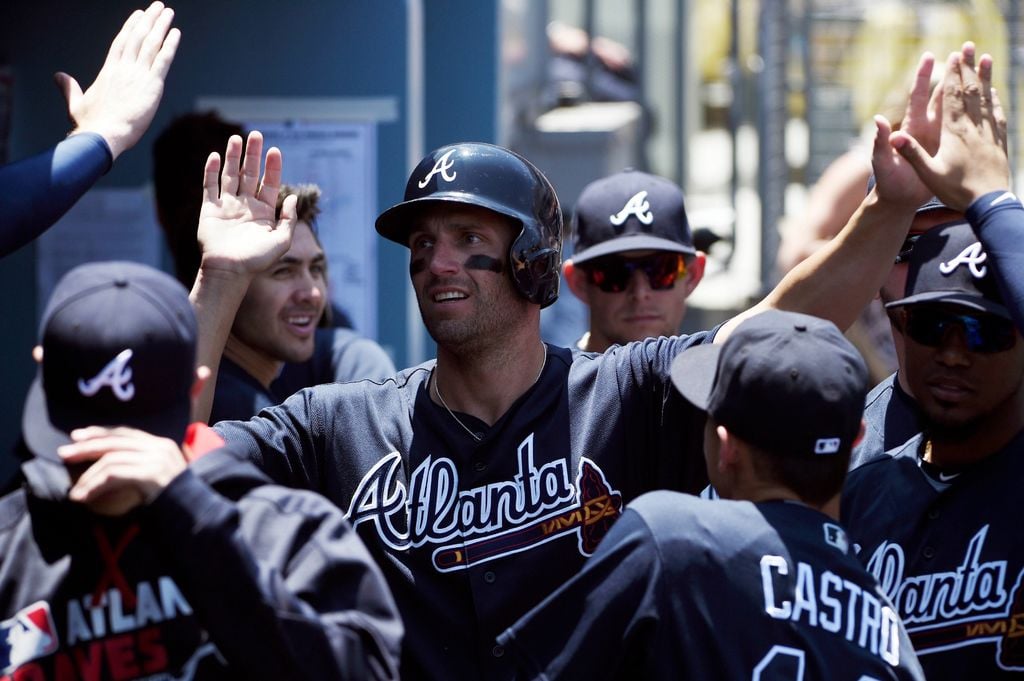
xmin=148 ymin=468 xmax=401 ymax=680
xmin=721 ymin=192 xmax=914 ymax=341
xmin=0 ymin=133 xmax=112 ymax=257
xmin=967 ymin=190 xmax=1024 ymax=329
xmin=189 ymin=267 xmax=250 ymax=422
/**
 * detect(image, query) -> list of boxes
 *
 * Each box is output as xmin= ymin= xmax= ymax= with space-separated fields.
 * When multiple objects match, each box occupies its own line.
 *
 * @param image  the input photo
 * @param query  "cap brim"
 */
xmin=885 ymin=291 xmax=1011 ymax=319
xmin=21 ymin=372 xmax=191 ymax=463
xmin=572 ymin=235 xmax=696 ymax=264
xmin=669 ymin=343 xmax=722 ymax=411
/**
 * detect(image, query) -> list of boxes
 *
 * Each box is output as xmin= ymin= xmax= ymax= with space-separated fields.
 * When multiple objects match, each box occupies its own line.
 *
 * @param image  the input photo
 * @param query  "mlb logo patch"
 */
xmin=1 ymin=602 xmax=59 ymax=673
xmin=813 ymin=438 xmax=841 ymax=455
xmin=823 ymin=523 xmax=849 ymax=555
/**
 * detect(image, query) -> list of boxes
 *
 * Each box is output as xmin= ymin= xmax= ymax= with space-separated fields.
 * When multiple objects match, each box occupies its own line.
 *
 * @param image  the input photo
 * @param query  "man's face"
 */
xmin=569 ymin=249 xmax=703 ymax=349
xmin=408 ymin=204 xmax=529 ymax=353
xmin=901 ymin=303 xmax=1024 ymax=439
xmin=231 ymin=221 xmax=327 ymax=364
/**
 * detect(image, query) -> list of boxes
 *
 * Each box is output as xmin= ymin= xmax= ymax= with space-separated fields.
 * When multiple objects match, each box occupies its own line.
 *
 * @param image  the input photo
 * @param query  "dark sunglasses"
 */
xmin=582 ymin=253 xmax=687 ymax=293
xmin=904 ymin=306 xmax=1017 ymax=354
xmin=894 ymin=233 xmax=922 ymax=265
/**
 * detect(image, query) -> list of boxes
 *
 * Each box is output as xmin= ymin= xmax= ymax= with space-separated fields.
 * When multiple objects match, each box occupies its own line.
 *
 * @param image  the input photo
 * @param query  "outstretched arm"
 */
xmin=0 ymin=2 xmax=179 ymax=258
xmin=717 ymin=51 xmax=942 ymax=342
xmin=190 ymin=131 xmax=297 ymax=422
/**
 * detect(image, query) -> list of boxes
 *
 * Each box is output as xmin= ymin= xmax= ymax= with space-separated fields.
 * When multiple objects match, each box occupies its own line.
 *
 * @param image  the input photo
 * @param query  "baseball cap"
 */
xmin=571 ymin=169 xmax=695 ymax=264
xmin=22 ymin=261 xmax=197 ymax=462
xmin=670 ymin=310 xmax=868 ymax=457
xmin=885 ymin=221 xmax=1009 ymax=319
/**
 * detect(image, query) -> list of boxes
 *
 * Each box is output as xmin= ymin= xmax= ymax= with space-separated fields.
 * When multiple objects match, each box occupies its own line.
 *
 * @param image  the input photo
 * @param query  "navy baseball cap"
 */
xmin=22 ymin=261 xmax=197 ymax=461
xmin=670 ymin=310 xmax=868 ymax=457
xmin=571 ymin=169 xmax=696 ymax=264
xmin=885 ymin=221 xmax=1009 ymax=319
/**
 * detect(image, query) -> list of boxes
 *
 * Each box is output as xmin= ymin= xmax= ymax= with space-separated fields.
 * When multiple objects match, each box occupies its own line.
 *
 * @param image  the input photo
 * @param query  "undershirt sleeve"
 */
xmin=966 ymin=190 xmax=1024 ymax=331
xmin=0 ymin=132 xmax=113 ymax=257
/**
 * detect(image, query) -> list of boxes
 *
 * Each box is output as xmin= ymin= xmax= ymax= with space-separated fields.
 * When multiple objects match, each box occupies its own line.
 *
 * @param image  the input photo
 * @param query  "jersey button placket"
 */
xmin=922 ymin=546 xmax=936 ymax=559
xmin=492 ymin=645 xmax=505 ymax=658
xmin=483 ymin=570 xmax=496 ymax=584
xmin=474 ymin=460 xmax=487 ymax=473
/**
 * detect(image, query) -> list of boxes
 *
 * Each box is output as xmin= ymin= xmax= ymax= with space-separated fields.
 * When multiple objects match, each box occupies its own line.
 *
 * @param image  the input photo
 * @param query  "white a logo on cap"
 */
xmin=609 ymin=191 xmax=654 ymax=226
xmin=418 ymin=149 xmax=458 ymax=188
xmin=78 ymin=349 xmax=135 ymax=402
xmin=939 ymin=242 xmax=988 ymax=279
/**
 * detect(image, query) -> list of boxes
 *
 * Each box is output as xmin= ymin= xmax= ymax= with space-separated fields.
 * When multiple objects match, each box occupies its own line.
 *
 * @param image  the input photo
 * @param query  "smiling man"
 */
xmin=210 ymin=183 xmax=327 ymax=423
xmin=562 ymin=170 xmax=706 ymax=352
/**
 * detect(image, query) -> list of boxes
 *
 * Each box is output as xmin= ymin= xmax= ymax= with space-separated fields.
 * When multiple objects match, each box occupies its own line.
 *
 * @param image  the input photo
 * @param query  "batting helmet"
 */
xmin=375 ymin=142 xmax=563 ymax=308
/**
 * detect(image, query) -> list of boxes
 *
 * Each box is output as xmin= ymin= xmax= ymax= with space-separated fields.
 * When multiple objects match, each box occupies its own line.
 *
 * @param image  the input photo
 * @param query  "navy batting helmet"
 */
xmin=375 ymin=142 xmax=563 ymax=308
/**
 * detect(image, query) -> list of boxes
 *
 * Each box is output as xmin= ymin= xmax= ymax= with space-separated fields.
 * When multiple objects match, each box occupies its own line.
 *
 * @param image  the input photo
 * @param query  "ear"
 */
xmin=682 ymin=252 xmax=707 ymax=295
xmin=562 ymin=260 xmax=591 ymax=303
xmin=32 ymin=345 xmax=43 ymax=363
xmin=852 ymin=419 xmax=866 ymax=448
xmin=716 ymin=424 xmax=737 ymax=472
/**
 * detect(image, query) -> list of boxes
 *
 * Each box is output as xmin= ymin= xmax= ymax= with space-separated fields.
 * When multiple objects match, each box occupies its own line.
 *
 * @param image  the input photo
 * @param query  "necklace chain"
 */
xmin=433 ymin=346 xmax=547 ymax=443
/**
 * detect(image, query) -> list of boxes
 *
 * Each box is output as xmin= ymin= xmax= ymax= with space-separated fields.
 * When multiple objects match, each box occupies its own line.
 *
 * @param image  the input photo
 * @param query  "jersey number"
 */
xmin=752 ymin=646 xmax=880 ymax=681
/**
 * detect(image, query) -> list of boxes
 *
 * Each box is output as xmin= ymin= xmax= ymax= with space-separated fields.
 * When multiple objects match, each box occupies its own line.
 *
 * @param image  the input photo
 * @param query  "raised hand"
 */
xmin=57 ymin=2 xmax=180 ymax=160
xmin=869 ymin=51 xmax=941 ymax=209
xmin=890 ymin=44 xmax=1011 ymax=211
xmin=197 ymin=131 xmax=297 ymax=278
xmin=58 ymin=426 xmax=187 ymax=516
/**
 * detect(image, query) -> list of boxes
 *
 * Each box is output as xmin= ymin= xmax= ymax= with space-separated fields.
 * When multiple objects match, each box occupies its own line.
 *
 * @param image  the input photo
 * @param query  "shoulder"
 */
xmin=0 ymin=488 xmax=28 ymax=534
xmin=322 ymin=328 xmax=397 ymax=382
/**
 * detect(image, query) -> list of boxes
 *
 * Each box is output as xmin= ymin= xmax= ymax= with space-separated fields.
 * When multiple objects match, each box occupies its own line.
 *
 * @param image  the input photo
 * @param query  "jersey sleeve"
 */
xmin=213 ymin=388 xmax=327 ymax=490
xmin=498 ymin=506 xmax=664 ymax=680
xmin=145 ymin=460 xmax=402 ymax=681
xmin=966 ymin=190 xmax=1024 ymax=330
xmin=0 ymin=133 xmax=113 ymax=257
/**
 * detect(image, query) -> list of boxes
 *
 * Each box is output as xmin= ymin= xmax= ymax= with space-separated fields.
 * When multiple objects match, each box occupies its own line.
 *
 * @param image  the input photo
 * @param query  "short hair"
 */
xmin=153 ymin=112 xmax=245 ymax=288
xmin=276 ymin=183 xmax=322 ymax=229
xmin=746 ymin=439 xmax=850 ymax=507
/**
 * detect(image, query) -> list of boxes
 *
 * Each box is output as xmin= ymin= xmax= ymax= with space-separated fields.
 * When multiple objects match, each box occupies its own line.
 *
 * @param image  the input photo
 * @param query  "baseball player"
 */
xmin=499 ymin=309 xmax=924 ymax=680
xmin=1 ymin=3 xmax=178 ymax=257
xmin=2 ymin=261 xmax=401 ymax=679
xmin=842 ymin=47 xmax=1024 ymax=679
xmin=561 ymin=169 xmax=705 ymax=351
xmin=181 ymin=50 xmax=945 ymax=681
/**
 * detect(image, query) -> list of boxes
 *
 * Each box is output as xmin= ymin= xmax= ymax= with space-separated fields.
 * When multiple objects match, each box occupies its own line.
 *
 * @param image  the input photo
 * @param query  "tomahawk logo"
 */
xmin=609 ymin=190 xmax=653 ymax=227
xmin=77 ymin=348 xmax=136 ymax=401
xmin=417 ymin=149 xmax=458 ymax=188
xmin=939 ymin=242 xmax=988 ymax=279
xmin=0 ymin=602 xmax=58 ymax=674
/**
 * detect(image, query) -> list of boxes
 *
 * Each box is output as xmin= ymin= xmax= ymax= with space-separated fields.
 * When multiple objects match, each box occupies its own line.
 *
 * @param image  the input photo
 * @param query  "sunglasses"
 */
xmin=894 ymin=233 xmax=922 ymax=265
xmin=582 ymin=253 xmax=687 ymax=293
xmin=904 ymin=306 xmax=1017 ymax=354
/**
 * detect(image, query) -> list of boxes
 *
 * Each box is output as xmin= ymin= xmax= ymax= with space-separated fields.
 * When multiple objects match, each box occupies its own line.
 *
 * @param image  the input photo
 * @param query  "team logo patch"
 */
xmin=1 ymin=602 xmax=58 ymax=674
xmin=78 ymin=348 xmax=136 ymax=401
xmin=345 ymin=434 xmax=624 ymax=572
xmin=417 ymin=149 xmax=458 ymax=188
xmin=938 ymin=242 xmax=988 ymax=279
xmin=609 ymin=190 xmax=653 ymax=227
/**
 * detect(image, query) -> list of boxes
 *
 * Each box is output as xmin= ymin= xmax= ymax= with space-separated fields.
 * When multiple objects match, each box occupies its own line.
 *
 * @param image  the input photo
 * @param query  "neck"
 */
xmin=433 ymin=335 xmax=547 ymax=426
xmin=223 ymin=335 xmax=283 ymax=389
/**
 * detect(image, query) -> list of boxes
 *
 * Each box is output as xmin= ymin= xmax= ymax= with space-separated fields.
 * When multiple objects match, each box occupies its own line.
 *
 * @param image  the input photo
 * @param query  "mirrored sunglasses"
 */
xmin=904 ymin=306 xmax=1017 ymax=354
xmin=583 ymin=252 xmax=687 ymax=293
